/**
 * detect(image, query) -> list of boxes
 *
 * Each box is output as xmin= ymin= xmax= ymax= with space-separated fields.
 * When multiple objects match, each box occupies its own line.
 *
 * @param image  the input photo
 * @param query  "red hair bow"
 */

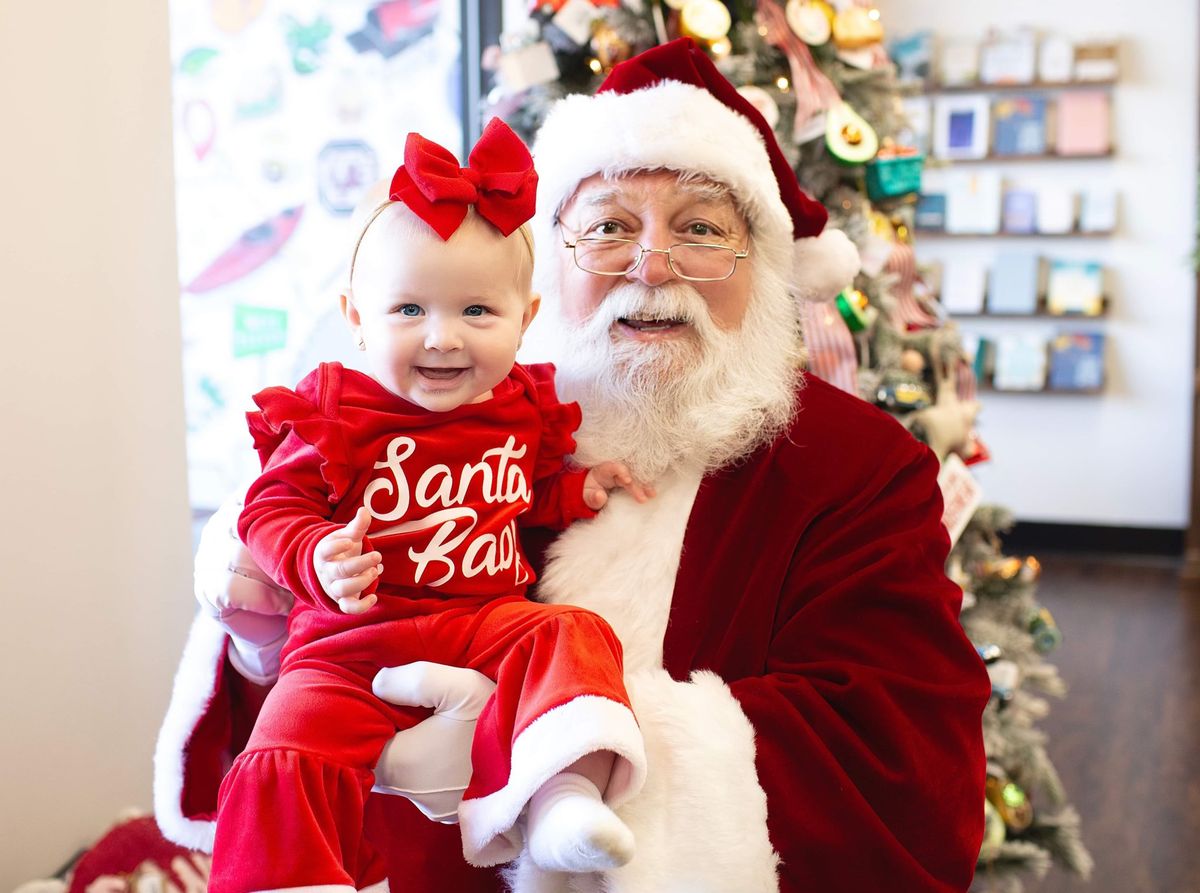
xmin=389 ymin=118 xmax=538 ymax=241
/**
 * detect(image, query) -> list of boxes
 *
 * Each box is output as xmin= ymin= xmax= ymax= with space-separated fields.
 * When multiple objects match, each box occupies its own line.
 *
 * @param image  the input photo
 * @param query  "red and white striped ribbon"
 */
xmin=757 ymin=0 xmax=842 ymax=142
xmin=800 ymin=299 xmax=859 ymax=395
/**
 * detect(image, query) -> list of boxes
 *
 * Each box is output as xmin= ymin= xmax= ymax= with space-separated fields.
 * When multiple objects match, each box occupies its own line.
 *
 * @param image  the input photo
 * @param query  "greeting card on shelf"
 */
xmin=1056 ymin=91 xmax=1111 ymax=155
xmin=1079 ymin=188 xmax=1118 ymax=233
xmin=993 ymin=334 xmax=1049 ymax=391
xmin=1002 ymin=190 xmax=1038 ymax=234
xmin=939 ymin=38 xmax=981 ymax=86
xmin=915 ymin=193 xmax=947 ymax=231
xmin=944 ymin=169 xmax=1002 ymax=234
xmin=987 ymin=252 xmax=1042 ymax=315
xmin=1038 ymin=35 xmax=1074 ymax=83
xmin=891 ymin=30 xmax=935 ymax=83
xmin=1035 ymin=186 xmax=1077 ymax=234
xmin=900 ymin=96 xmax=933 ymax=155
xmin=992 ymin=95 xmax=1048 ymax=156
xmin=1048 ymin=331 xmax=1106 ymax=391
xmin=979 ymin=28 xmax=1037 ymax=85
xmin=1046 ymin=259 xmax=1105 ymax=315
xmin=960 ymin=332 xmax=995 ymax=385
xmin=1073 ymin=41 xmax=1120 ymax=81
xmin=940 ymin=259 xmax=987 ymax=315
xmin=933 ymin=95 xmax=990 ymax=160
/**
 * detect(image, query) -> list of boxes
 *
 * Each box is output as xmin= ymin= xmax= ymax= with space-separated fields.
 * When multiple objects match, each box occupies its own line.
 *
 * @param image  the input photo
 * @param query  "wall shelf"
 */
xmin=917 ymin=229 xmax=1115 ymax=239
xmin=908 ymin=78 xmax=1117 ymax=95
xmin=929 ymin=150 xmax=1115 ymax=164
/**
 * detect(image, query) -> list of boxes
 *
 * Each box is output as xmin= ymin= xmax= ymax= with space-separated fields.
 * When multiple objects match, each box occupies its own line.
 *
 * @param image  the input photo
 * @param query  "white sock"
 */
xmin=525 ymin=771 xmax=635 ymax=873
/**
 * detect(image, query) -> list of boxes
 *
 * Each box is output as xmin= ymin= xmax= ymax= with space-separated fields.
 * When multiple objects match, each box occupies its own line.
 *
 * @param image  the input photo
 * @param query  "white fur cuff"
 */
xmin=458 ymin=696 xmax=646 ymax=867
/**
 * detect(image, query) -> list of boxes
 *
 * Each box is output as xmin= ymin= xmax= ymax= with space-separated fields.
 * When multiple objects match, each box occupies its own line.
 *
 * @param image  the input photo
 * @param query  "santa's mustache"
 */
xmin=572 ymin=282 xmax=716 ymax=341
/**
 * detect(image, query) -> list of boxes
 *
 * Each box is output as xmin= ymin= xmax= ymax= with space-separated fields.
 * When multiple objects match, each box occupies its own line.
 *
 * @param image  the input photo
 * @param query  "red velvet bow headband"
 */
xmin=349 ymin=118 xmax=538 ymax=282
xmin=393 ymin=117 xmax=538 ymax=240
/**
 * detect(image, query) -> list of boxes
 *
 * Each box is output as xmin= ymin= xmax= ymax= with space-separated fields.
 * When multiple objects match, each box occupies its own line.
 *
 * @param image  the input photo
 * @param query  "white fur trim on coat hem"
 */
xmin=153 ymin=610 xmax=228 ymax=852
xmin=506 ymin=670 xmax=779 ymax=893
xmin=457 ymin=695 xmax=646 ymax=868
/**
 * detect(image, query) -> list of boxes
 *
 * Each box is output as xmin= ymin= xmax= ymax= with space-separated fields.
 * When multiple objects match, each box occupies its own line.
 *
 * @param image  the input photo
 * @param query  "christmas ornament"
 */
xmin=757 ymin=0 xmax=842 ymax=143
xmin=835 ymin=288 xmax=871 ymax=332
xmin=986 ymin=658 xmax=1019 ymax=707
xmin=785 ymin=0 xmax=832 ymax=46
xmin=900 ymin=348 xmax=926 ymax=374
xmin=980 ymin=798 xmax=1007 ymax=862
xmin=904 ymin=340 xmax=980 ymax=461
xmin=825 ymin=101 xmax=879 ymax=164
xmin=981 ymin=556 xmax=1023 ymax=581
xmin=875 ymin=378 xmax=931 ymax=412
xmin=986 ymin=774 xmax=1034 ymax=832
xmin=1022 ymin=555 xmax=1042 ymax=581
xmin=679 ymin=0 xmax=732 ymax=42
xmin=1027 ymin=605 xmax=1062 ymax=653
xmin=975 ymin=643 xmax=1003 ymax=664
xmin=737 ymin=85 xmax=781 ymax=129
xmin=864 ymin=146 xmax=924 ymax=201
xmin=832 ymin=5 xmax=883 ymax=50
xmin=591 ymin=23 xmax=634 ymax=73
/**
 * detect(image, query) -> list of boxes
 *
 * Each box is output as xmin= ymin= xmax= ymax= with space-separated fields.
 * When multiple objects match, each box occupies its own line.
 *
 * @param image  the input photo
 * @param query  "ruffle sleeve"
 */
xmin=519 ymin=362 xmax=583 ymax=481
xmin=246 ymin=362 xmax=353 ymax=503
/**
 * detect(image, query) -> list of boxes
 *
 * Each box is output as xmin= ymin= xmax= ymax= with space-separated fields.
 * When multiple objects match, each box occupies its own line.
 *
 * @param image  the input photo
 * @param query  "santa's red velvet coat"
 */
xmin=156 ymin=372 xmax=990 ymax=893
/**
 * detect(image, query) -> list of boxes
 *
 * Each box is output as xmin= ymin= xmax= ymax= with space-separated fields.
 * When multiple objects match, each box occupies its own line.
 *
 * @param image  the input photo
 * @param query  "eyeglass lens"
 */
xmin=573 ymin=238 xmax=739 ymax=280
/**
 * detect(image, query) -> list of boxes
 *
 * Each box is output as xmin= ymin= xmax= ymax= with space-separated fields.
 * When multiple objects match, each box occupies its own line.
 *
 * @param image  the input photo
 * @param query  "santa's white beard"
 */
xmin=544 ymin=276 xmax=804 ymax=481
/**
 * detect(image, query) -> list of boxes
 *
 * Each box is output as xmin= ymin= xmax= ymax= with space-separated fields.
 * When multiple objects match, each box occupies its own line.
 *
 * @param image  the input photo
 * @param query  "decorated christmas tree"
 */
xmin=484 ymin=1 xmax=1093 ymax=888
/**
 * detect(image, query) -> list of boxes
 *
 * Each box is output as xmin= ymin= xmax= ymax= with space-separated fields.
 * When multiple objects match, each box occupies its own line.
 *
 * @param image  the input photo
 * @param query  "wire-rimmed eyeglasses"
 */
xmin=562 ymin=236 xmax=750 ymax=282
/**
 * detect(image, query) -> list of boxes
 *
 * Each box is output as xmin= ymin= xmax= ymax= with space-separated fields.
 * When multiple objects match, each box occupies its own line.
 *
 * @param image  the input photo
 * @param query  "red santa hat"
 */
xmin=531 ymin=37 xmax=859 ymax=302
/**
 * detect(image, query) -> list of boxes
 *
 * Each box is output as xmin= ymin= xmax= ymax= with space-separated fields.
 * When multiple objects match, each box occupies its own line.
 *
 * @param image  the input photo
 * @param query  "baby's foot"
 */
xmin=526 ymin=772 xmax=635 ymax=873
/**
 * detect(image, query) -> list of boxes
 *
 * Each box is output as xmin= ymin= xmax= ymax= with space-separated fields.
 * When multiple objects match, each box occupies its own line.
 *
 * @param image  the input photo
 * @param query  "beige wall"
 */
xmin=0 ymin=2 xmax=195 ymax=887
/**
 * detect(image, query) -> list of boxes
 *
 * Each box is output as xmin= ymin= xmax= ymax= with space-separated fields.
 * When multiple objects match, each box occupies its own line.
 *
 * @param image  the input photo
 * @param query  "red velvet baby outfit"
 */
xmin=209 ymin=362 xmax=645 ymax=893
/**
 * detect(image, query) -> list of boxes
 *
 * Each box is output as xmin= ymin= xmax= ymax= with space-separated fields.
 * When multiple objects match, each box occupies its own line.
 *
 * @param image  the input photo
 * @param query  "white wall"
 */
xmin=0 ymin=3 xmax=195 ymax=888
xmin=888 ymin=0 xmax=1198 ymax=528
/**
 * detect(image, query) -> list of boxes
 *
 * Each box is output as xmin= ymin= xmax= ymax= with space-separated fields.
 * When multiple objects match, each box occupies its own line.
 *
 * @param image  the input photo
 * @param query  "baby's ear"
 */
xmin=521 ymin=293 xmax=541 ymax=333
xmin=340 ymin=292 xmax=365 ymax=350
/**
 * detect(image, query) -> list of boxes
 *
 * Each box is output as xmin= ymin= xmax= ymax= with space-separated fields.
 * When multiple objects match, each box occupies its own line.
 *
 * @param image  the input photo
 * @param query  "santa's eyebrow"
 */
xmin=575 ymin=188 xmax=623 ymax=209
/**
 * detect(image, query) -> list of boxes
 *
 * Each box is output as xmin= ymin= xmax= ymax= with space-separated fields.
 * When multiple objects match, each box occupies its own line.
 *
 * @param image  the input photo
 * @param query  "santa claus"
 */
xmin=155 ymin=38 xmax=988 ymax=893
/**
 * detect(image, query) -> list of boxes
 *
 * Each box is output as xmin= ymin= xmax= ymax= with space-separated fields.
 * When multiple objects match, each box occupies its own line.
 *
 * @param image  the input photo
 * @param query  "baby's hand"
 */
xmin=582 ymin=461 xmax=654 ymax=511
xmin=314 ymin=506 xmax=383 ymax=614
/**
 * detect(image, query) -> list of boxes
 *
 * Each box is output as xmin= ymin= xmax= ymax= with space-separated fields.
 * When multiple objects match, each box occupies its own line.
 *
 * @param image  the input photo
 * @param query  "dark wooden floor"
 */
xmin=1010 ymin=553 xmax=1200 ymax=893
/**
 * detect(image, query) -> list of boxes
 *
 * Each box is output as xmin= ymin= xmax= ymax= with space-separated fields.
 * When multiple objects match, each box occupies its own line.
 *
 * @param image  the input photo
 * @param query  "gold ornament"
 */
xmin=591 ymin=23 xmax=633 ymax=73
xmin=900 ymin=348 xmax=927 ymax=374
xmin=785 ymin=0 xmax=832 ymax=46
xmin=868 ymin=209 xmax=894 ymax=240
xmin=985 ymin=776 xmax=1034 ymax=832
xmin=832 ymin=6 xmax=883 ymax=51
xmin=982 ymin=556 xmax=1024 ymax=581
xmin=1022 ymin=555 xmax=1042 ymax=581
xmin=679 ymin=0 xmax=732 ymax=42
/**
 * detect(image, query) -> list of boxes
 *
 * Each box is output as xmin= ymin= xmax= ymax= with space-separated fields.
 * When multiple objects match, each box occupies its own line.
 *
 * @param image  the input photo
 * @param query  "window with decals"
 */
xmin=170 ymin=0 xmax=492 ymax=510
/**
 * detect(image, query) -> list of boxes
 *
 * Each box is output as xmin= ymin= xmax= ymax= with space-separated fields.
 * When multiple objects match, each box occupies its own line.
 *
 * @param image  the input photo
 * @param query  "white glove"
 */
xmin=194 ymin=490 xmax=293 ymax=685
xmin=371 ymin=661 xmax=497 ymax=823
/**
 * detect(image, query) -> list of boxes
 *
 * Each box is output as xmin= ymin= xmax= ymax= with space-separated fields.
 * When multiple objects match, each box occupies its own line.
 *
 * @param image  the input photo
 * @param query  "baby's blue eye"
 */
xmin=464 ymin=305 xmax=487 ymax=318
xmin=395 ymin=304 xmax=422 ymax=317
